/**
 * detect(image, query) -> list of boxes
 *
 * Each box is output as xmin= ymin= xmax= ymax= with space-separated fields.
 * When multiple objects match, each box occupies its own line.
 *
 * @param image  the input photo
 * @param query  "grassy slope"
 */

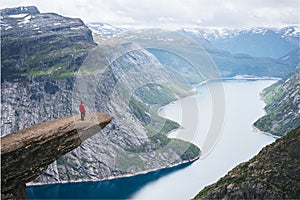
xmin=128 ymin=83 xmax=200 ymax=160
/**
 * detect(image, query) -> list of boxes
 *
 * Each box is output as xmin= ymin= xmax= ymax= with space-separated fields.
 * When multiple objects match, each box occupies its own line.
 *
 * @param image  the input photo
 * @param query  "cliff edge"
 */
xmin=1 ymin=113 xmax=112 ymax=199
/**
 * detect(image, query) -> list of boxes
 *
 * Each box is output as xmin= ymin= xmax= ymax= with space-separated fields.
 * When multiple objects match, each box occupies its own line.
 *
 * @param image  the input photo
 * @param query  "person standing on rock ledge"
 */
xmin=79 ymin=102 xmax=86 ymax=120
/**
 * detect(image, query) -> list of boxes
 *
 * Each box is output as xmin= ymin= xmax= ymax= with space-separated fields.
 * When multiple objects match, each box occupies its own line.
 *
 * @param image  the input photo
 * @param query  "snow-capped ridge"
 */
xmin=182 ymin=26 xmax=300 ymax=40
xmin=87 ymin=22 xmax=127 ymax=37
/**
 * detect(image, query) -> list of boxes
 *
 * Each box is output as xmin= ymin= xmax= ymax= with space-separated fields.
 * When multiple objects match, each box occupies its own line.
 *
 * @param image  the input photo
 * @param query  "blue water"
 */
xmin=27 ymin=80 xmax=276 ymax=199
xmin=27 ymin=162 xmax=191 ymax=199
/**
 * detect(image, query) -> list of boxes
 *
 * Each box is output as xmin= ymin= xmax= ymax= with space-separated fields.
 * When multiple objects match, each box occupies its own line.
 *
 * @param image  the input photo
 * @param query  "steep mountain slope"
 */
xmin=184 ymin=26 xmax=300 ymax=58
xmin=280 ymin=48 xmax=300 ymax=67
xmin=254 ymin=70 xmax=300 ymax=136
xmin=206 ymin=48 xmax=292 ymax=77
xmin=194 ymin=125 xmax=300 ymax=199
xmin=1 ymin=6 xmax=200 ymax=185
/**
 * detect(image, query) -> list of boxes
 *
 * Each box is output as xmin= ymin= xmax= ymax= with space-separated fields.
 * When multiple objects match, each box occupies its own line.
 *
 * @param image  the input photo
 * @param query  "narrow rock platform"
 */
xmin=1 ymin=113 xmax=112 ymax=199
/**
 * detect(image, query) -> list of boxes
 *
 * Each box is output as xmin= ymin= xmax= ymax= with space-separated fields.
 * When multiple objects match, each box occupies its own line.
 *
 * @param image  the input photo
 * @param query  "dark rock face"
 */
xmin=44 ymin=81 xmax=59 ymax=94
xmin=1 ymin=6 xmax=96 ymax=80
xmin=1 ymin=113 xmax=112 ymax=199
xmin=1 ymin=76 xmax=75 ymax=136
xmin=194 ymin=126 xmax=300 ymax=199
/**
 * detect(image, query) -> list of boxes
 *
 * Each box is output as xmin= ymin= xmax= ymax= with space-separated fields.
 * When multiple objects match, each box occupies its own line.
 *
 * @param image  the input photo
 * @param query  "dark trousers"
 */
xmin=81 ymin=112 xmax=85 ymax=120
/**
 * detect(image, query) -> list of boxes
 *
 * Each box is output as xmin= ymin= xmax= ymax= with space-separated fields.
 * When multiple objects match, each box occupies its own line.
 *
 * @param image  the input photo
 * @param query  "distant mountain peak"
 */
xmin=182 ymin=26 xmax=300 ymax=40
xmin=87 ymin=22 xmax=127 ymax=37
xmin=1 ymin=6 xmax=40 ymax=16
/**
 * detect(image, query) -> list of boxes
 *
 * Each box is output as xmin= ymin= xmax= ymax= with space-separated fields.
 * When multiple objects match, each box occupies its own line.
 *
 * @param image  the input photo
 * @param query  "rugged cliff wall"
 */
xmin=1 ymin=6 xmax=200 ymax=185
xmin=1 ymin=113 xmax=112 ymax=199
xmin=254 ymin=70 xmax=300 ymax=136
xmin=194 ymin=125 xmax=300 ymax=199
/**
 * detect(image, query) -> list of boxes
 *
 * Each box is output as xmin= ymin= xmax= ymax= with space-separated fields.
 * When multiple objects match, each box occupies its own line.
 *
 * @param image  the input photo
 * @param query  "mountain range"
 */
xmin=182 ymin=26 xmax=299 ymax=58
xmin=88 ymin=23 xmax=298 ymax=78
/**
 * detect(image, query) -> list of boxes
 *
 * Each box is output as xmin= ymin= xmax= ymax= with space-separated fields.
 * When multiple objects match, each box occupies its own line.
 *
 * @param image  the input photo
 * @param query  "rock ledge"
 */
xmin=1 ymin=113 xmax=112 ymax=199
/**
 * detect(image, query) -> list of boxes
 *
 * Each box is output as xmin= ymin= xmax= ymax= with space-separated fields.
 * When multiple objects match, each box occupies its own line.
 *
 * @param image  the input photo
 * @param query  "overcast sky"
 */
xmin=1 ymin=0 xmax=299 ymax=29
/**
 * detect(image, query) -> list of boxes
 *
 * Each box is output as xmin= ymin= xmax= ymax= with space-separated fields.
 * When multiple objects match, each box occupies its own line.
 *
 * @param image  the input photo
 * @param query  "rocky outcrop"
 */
xmin=1 ymin=113 xmax=112 ymax=199
xmin=194 ymin=125 xmax=300 ymax=199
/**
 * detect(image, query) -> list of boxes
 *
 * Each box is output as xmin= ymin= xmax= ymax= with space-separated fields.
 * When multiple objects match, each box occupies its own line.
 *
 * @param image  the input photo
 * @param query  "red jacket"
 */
xmin=79 ymin=103 xmax=86 ymax=113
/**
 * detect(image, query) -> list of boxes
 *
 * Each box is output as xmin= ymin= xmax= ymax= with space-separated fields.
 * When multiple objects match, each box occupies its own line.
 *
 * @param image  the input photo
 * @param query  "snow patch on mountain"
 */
xmin=182 ymin=26 xmax=300 ymax=41
xmin=87 ymin=22 xmax=126 ymax=37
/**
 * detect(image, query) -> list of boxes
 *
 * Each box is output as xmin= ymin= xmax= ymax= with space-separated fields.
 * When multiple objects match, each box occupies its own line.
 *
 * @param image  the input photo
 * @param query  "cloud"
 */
xmin=1 ymin=0 xmax=299 ymax=29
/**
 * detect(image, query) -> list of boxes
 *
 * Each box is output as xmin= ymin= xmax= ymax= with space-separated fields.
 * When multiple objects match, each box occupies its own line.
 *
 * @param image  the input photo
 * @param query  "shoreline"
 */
xmin=158 ymin=76 xmax=279 ymax=114
xmin=193 ymin=76 xmax=280 ymax=87
xmin=159 ymin=76 xmax=279 ymax=135
xmin=27 ymin=155 xmax=200 ymax=187
xmin=252 ymin=125 xmax=281 ymax=139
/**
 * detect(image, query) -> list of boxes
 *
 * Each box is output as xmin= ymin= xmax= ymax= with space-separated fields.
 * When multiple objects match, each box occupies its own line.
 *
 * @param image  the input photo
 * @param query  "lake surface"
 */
xmin=27 ymin=79 xmax=276 ymax=199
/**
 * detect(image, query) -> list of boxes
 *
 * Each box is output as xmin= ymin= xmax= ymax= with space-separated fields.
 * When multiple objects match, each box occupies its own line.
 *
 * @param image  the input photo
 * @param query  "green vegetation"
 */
xmin=115 ymin=147 xmax=145 ymax=172
xmin=25 ymin=69 xmax=47 ymax=76
xmin=149 ymin=132 xmax=171 ymax=145
xmin=56 ymin=157 xmax=66 ymax=165
xmin=6 ymin=34 xmax=96 ymax=80
xmin=25 ymin=62 xmax=78 ymax=79
xmin=254 ymin=71 xmax=300 ymax=136
xmin=127 ymin=83 xmax=200 ymax=161
xmin=135 ymin=84 xmax=177 ymax=106
xmin=159 ymin=119 xmax=180 ymax=134
xmin=168 ymin=139 xmax=200 ymax=160
xmin=129 ymin=99 xmax=151 ymax=125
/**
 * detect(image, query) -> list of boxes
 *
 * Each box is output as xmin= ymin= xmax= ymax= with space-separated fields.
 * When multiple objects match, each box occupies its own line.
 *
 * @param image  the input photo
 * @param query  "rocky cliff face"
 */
xmin=1 ymin=6 xmax=200 ymax=185
xmin=1 ymin=113 xmax=112 ymax=199
xmin=1 ymin=76 xmax=74 ymax=136
xmin=194 ymin=125 xmax=300 ymax=199
xmin=254 ymin=70 xmax=300 ymax=136
xmin=1 ymin=6 xmax=96 ymax=80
